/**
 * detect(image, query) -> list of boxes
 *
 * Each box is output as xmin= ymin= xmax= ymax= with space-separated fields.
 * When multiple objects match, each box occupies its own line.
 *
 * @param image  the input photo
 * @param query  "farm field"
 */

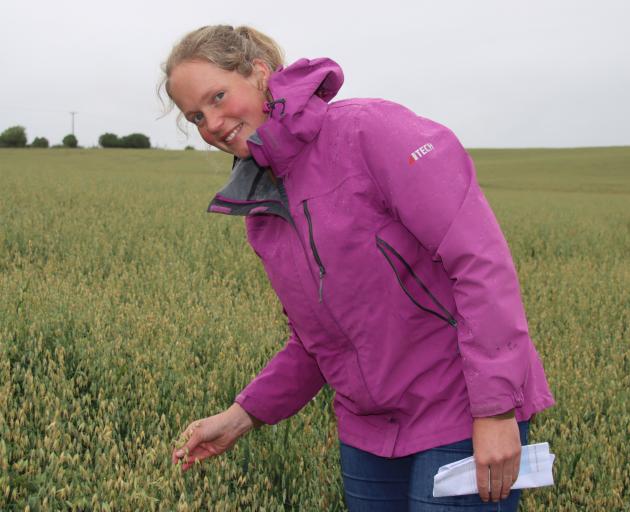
xmin=0 ymin=147 xmax=629 ymax=511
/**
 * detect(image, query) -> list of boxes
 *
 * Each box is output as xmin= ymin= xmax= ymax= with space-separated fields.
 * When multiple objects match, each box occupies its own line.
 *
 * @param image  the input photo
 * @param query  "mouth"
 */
xmin=223 ymin=123 xmax=243 ymax=144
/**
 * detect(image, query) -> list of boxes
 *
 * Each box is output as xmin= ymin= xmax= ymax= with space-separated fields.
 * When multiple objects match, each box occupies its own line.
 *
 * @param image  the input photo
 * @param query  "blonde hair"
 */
xmin=158 ymin=25 xmax=285 ymax=125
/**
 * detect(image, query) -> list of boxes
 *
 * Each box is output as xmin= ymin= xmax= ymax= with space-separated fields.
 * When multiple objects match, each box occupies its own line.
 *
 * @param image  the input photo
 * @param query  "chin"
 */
xmin=232 ymin=146 xmax=251 ymax=159
xmin=212 ymin=140 xmax=250 ymax=159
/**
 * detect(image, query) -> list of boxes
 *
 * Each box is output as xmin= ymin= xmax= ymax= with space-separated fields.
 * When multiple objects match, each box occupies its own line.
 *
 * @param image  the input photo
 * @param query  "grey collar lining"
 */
xmin=217 ymin=157 xmax=283 ymax=204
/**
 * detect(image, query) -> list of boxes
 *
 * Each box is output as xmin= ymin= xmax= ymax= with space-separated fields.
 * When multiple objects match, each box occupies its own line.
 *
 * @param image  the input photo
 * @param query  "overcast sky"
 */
xmin=1 ymin=0 xmax=628 ymax=149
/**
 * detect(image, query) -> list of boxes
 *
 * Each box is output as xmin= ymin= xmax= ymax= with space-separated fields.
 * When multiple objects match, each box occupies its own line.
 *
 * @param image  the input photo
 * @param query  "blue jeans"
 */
xmin=339 ymin=421 xmax=529 ymax=511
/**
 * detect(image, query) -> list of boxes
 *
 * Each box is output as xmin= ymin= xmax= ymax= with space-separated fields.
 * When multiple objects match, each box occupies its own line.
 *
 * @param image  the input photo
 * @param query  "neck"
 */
xmin=267 ymin=169 xmax=277 ymax=185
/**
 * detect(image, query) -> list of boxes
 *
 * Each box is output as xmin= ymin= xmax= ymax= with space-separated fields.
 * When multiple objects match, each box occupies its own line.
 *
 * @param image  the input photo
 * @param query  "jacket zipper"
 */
xmin=376 ymin=237 xmax=457 ymax=328
xmin=212 ymin=175 xmax=328 ymax=304
xmin=302 ymin=201 xmax=326 ymax=303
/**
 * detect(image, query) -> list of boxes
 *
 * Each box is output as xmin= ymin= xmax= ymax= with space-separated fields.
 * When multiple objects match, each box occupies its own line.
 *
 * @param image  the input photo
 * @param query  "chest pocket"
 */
xmin=375 ymin=221 xmax=457 ymax=328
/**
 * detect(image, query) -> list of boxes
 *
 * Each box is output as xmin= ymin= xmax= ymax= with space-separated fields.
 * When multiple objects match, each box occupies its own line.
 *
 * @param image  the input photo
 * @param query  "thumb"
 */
xmin=181 ymin=433 xmax=200 ymax=457
xmin=174 ymin=421 xmax=203 ymax=459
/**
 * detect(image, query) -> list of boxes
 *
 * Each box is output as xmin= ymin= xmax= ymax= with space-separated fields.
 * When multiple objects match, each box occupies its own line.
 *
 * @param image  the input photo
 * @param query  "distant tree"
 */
xmin=0 ymin=125 xmax=27 ymax=147
xmin=184 ymin=145 xmax=195 ymax=150
xmin=120 ymin=133 xmax=151 ymax=149
xmin=99 ymin=133 xmax=120 ymax=148
xmin=98 ymin=132 xmax=151 ymax=149
xmin=62 ymin=134 xmax=78 ymax=148
xmin=31 ymin=137 xmax=49 ymax=148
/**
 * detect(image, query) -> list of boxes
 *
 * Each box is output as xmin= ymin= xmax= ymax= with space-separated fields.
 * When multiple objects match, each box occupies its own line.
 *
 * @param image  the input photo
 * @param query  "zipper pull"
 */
xmin=318 ymin=268 xmax=325 ymax=303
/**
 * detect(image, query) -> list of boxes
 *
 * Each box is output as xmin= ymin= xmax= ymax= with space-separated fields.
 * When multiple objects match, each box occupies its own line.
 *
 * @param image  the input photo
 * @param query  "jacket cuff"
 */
xmin=469 ymin=389 xmax=524 ymax=418
xmin=234 ymin=392 xmax=277 ymax=425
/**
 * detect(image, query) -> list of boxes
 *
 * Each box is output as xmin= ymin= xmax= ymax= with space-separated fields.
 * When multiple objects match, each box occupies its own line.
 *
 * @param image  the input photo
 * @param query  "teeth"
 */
xmin=224 ymin=124 xmax=242 ymax=143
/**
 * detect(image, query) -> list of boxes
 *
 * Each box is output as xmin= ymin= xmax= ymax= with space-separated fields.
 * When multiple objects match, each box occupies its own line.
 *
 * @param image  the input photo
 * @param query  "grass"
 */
xmin=0 ymin=146 xmax=628 ymax=511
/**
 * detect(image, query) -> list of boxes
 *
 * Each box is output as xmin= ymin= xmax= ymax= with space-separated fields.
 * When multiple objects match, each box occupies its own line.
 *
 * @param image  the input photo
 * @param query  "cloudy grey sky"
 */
xmin=1 ymin=0 xmax=628 ymax=149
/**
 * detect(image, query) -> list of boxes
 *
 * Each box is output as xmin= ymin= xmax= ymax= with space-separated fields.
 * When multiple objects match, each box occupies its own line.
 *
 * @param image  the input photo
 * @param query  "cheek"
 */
xmin=235 ymin=100 xmax=262 ymax=121
xmin=197 ymin=126 xmax=214 ymax=145
xmin=235 ymin=94 xmax=267 ymax=125
xmin=252 ymin=107 xmax=269 ymax=127
xmin=245 ymin=106 xmax=268 ymax=132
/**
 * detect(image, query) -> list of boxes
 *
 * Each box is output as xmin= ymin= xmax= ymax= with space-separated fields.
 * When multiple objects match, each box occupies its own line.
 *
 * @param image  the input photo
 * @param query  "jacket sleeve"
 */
xmin=357 ymin=100 xmax=530 ymax=417
xmin=235 ymin=317 xmax=326 ymax=424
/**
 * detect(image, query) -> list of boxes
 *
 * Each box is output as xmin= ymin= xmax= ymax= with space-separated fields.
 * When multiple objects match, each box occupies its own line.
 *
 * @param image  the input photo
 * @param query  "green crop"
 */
xmin=0 ymin=147 xmax=628 ymax=511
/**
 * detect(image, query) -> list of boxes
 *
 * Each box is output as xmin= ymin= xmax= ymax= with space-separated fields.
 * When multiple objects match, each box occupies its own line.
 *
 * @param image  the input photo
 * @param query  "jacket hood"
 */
xmin=247 ymin=58 xmax=344 ymax=176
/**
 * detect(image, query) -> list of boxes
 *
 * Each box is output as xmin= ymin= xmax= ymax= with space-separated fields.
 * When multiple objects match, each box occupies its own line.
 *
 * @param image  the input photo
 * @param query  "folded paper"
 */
xmin=433 ymin=442 xmax=555 ymax=497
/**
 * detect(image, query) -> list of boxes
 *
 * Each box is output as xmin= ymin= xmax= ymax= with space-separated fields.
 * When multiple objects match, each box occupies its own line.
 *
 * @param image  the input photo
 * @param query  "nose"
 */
xmin=201 ymin=108 xmax=223 ymax=135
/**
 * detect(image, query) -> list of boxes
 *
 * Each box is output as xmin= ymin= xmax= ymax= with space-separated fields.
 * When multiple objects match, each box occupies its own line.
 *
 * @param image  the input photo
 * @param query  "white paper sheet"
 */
xmin=433 ymin=442 xmax=555 ymax=497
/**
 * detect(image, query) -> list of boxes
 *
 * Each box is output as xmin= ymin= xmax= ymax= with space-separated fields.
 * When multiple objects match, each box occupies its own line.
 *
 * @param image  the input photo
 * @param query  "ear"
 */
xmin=252 ymin=58 xmax=272 ymax=91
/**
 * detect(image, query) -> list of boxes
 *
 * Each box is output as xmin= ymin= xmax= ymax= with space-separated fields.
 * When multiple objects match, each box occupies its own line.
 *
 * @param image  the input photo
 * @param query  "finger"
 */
xmin=185 ymin=444 xmax=216 ymax=464
xmin=475 ymin=462 xmax=490 ymax=502
xmin=175 ymin=446 xmax=199 ymax=473
xmin=176 ymin=443 xmax=219 ymax=472
xmin=174 ymin=424 xmax=201 ymax=461
xmin=172 ymin=439 xmax=189 ymax=465
xmin=183 ymin=421 xmax=201 ymax=441
xmin=490 ymin=462 xmax=503 ymax=502
xmin=180 ymin=446 xmax=216 ymax=471
xmin=181 ymin=436 xmax=198 ymax=460
xmin=501 ymin=459 xmax=513 ymax=500
xmin=173 ymin=445 xmax=190 ymax=468
xmin=513 ymin=448 xmax=522 ymax=486
xmin=182 ymin=456 xmax=202 ymax=471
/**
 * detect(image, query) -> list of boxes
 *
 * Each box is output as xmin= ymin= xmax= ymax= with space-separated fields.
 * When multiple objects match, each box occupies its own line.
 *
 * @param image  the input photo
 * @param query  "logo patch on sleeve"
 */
xmin=408 ymin=142 xmax=434 ymax=165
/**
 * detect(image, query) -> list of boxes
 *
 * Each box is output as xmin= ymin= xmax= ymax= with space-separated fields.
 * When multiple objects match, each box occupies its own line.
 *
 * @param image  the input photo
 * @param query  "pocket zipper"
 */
xmin=303 ymin=201 xmax=326 ymax=303
xmin=376 ymin=237 xmax=457 ymax=327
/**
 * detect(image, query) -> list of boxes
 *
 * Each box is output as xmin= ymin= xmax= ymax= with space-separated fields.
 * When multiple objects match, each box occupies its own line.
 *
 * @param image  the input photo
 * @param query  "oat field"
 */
xmin=1 ymin=147 xmax=628 ymax=511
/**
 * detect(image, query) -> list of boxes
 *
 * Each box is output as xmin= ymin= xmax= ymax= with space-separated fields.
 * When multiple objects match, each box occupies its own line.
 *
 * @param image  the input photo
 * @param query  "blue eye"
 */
xmin=215 ymin=91 xmax=225 ymax=102
xmin=191 ymin=112 xmax=204 ymax=125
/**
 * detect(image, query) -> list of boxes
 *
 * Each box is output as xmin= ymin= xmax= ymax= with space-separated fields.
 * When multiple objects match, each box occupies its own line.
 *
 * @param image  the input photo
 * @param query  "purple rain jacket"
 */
xmin=208 ymin=58 xmax=555 ymax=457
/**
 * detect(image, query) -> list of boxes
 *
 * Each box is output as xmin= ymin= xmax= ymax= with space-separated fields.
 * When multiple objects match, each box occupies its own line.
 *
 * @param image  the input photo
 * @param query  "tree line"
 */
xmin=0 ymin=126 xmax=151 ymax=149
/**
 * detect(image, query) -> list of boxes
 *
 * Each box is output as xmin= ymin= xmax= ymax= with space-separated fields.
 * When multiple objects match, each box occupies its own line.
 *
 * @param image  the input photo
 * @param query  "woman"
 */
xmin=164 ymin=25 xmax=554 ymax=511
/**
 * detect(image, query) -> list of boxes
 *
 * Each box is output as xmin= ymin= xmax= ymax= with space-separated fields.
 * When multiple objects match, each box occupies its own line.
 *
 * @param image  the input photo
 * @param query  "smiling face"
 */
xmin=168 ymin=59 xmax=270 ymax=158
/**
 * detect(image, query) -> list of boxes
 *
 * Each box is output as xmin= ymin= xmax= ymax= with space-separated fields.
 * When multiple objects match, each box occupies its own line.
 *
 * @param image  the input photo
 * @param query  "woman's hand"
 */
xmin=171 ymin=403 xmax=261 ymax=472
xmin=472 ymin=410 xmax=521 ymax=502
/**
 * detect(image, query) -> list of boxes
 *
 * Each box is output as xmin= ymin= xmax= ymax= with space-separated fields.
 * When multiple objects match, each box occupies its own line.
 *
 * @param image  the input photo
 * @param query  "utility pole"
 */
xmin=70 ymin=111 xmax=77 ymax=135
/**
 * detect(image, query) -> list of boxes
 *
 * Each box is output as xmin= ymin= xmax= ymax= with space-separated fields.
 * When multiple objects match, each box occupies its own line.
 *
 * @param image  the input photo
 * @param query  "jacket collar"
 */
xmin=207 ymin=156 xmax=293 ymax=223
xmin=247 ymin=58 xmax=344 ymax=177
